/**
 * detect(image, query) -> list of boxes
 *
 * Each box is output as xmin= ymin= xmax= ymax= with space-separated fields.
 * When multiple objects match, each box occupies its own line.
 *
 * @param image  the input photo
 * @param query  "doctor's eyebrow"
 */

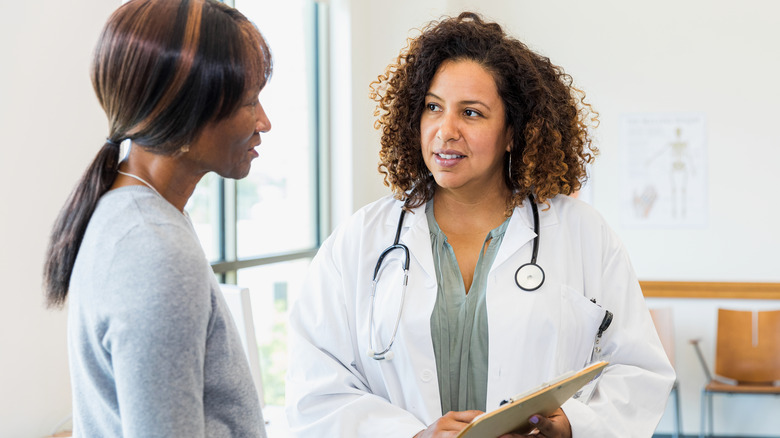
xmin=424 ymin=92 xmax=492 ymax=111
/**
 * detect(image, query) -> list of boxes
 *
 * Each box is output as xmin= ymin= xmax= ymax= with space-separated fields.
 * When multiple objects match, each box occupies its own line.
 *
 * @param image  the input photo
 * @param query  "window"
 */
xmin=186 ymin=0 xmax=327 ymax=431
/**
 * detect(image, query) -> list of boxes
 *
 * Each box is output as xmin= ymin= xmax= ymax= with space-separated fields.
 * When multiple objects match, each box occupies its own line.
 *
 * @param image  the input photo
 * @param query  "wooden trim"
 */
xmin=640 ymin=281 xmax=780 ymax=300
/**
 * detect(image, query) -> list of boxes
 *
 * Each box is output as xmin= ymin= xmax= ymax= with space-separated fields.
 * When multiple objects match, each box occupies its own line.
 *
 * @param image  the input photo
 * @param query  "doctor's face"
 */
xmin=419 ymin=59 xmax=512 ymax=195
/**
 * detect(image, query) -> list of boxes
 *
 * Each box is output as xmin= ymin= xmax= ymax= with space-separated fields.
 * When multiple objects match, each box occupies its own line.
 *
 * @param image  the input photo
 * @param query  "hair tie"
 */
xmin=106 ymin=138 xmax=122 ymax=146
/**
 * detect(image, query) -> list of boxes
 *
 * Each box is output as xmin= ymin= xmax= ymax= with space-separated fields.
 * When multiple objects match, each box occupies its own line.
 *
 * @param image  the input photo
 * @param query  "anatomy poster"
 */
xmin=620 ymin=113 xmax=707 ymax=227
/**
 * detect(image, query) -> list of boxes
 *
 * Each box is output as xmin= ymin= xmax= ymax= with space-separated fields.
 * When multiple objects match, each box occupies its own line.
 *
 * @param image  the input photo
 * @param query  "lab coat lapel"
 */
xmin=491 ymin=202 xmax=536 ymax=272
xmin=491 ymin=199 xmax=560 ymax=272
xmin=396 ymin=205 xmax=436 ymax=283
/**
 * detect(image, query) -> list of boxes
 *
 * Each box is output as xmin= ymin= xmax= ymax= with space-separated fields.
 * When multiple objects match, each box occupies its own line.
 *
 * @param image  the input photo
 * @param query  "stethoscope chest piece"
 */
xmin=515 ymin=262 xmax=545 ymax=291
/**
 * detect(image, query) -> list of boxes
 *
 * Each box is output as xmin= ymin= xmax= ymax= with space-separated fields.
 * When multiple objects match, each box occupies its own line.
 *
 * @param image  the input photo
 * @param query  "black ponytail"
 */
xmin=43 ymin=141 xmax=120 ymax=308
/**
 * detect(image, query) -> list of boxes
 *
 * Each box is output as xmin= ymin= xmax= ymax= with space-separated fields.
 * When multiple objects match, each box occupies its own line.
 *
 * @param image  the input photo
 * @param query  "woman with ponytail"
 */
xmin=42 ymin=0 xmax=272 ymax=436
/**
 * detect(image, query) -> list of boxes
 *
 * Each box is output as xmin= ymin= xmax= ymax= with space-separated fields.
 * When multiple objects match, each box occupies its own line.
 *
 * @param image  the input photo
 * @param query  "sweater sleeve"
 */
xmin=100 ymin=222 xmax=213 ymax=438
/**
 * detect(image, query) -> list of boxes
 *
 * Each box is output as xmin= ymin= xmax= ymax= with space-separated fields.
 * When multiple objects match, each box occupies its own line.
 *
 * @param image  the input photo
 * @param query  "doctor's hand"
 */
xmin=499 ymin=408 xmax=571 ymax=438
xmin=413 ymin=410 xmax=484 ymax=438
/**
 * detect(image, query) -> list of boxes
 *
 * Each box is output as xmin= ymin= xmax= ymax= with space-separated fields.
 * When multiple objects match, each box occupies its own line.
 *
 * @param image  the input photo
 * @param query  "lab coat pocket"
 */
xmin=556 ymin=285 xmax=604 ymax=373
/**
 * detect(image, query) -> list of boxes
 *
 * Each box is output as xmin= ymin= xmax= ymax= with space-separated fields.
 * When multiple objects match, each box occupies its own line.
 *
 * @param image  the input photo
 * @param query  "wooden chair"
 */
xmin=690 ymin=308 xmax=780 ymax=438
xmin=649 ymin=307 xmax=682 ymax=438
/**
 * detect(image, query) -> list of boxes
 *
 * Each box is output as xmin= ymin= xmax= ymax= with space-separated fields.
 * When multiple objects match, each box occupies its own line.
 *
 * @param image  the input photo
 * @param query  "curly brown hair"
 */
xmin=370 ymin=12 xmax=598 ymax=213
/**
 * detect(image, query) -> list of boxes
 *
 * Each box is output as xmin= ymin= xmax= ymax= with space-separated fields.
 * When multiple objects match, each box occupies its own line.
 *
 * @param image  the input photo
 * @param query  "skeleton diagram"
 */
xmin=646 ymin=127 xmax=695 ymax=219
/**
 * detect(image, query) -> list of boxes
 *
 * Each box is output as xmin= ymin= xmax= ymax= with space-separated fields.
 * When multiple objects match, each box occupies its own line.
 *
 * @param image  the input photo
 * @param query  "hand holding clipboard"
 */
xmin=454 ymin=361 xmax=608 ymax=438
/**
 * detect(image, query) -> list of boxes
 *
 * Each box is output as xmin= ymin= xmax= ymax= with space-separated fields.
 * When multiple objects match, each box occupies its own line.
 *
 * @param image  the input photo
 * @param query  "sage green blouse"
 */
xmin=426 ymin=201 xmax=511 ymax=413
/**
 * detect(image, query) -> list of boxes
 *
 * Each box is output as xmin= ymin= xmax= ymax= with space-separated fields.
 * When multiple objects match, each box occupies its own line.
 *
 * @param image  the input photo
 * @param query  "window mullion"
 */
xmin=223 ymin=177 xmax=238 ymax=284
xmin=315 ymin=0 xmax=330 ymax=245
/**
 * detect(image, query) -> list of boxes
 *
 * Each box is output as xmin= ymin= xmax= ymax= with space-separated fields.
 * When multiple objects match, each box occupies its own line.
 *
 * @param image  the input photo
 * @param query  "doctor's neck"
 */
xmin=432 ymin=186 xmax=511 ymax=227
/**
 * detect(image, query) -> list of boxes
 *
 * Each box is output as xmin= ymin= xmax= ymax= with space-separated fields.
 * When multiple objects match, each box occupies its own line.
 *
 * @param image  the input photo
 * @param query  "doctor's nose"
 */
xmin=436 ymin=112 xmax=461 ymax=142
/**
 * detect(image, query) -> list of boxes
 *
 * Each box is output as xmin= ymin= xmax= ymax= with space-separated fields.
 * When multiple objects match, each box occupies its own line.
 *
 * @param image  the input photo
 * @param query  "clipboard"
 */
xmin=455 ymin=361 xmax=608 ymax=438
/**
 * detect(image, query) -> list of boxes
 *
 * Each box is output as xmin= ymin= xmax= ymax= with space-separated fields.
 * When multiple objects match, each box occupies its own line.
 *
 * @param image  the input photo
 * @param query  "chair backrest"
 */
xmin=649 ymin=307 xmax=676 ymax=367
xmin=714 ymin=308 xmax=780 ymax=383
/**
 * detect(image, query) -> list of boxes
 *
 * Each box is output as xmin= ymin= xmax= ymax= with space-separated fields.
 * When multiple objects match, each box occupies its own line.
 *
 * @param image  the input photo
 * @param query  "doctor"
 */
xmin=286 ymin=12 xmax=674 ymax=438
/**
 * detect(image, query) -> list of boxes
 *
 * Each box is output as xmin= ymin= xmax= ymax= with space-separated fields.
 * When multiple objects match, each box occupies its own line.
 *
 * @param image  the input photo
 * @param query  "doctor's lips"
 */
xmin=434 ymin=148 xmax=466 ymax=158
xmin=433 ymin=150 xmax=466 ymax=166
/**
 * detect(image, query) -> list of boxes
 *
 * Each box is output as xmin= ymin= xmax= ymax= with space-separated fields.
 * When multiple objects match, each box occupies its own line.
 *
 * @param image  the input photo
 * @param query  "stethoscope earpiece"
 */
xmin=366 ymin=348 xmax=394 ymax=361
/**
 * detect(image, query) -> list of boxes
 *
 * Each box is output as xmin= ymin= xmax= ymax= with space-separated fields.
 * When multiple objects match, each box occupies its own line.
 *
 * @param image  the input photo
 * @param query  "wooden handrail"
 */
xmin=640 ymin=281 xmax=780 ymax=300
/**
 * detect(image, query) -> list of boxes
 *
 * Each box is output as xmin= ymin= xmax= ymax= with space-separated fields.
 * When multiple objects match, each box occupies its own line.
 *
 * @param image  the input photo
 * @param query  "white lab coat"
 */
xmin=286 ymin=195 xmax=675 ymax=437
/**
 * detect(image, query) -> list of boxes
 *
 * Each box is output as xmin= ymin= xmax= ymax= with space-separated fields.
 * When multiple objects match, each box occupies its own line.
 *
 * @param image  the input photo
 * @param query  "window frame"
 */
xmin=211 ymin=0 xmax=329 ymax=285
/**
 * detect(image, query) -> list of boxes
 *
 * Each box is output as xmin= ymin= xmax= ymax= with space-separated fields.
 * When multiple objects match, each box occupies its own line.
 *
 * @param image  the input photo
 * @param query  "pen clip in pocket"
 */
xmin=574 ymin=305 xmax=613 ymax=403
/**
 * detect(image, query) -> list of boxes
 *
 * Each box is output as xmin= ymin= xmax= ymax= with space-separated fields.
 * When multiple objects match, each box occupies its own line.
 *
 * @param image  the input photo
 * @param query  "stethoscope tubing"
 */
xmin=529 ymin=195 xmax=540 ymax=264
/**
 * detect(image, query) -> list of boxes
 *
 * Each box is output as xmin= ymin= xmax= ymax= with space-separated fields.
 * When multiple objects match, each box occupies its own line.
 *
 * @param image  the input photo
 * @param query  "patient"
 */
xmin=42 ymin=0 xmax=272 ymax=435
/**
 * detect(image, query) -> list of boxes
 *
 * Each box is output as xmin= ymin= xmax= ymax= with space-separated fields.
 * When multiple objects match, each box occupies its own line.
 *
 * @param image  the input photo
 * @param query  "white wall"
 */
xmin=339 ymin=1 xmax=780 ymax=436
xmin=0 ymin=1 xmax=117 ymax=436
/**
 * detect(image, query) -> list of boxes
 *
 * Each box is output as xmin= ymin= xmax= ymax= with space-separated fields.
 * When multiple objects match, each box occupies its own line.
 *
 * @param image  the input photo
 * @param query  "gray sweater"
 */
xmin=68 ymin=186 xmax=266 ymax=437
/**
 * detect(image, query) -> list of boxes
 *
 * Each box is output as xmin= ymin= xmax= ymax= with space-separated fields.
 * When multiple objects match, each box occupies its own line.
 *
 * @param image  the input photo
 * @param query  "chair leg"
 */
xmin=699 ymin=390 xmax=706 ymax=438
xmin=673 ymin=382 xmax=681 ymax=438
xmin=707 ymin=391 xmax=714 ymax=438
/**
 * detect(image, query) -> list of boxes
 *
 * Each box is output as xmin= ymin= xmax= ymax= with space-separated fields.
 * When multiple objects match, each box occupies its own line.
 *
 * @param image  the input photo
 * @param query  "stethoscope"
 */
xmin=367 ymin=195 xmax=545 ymax=361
